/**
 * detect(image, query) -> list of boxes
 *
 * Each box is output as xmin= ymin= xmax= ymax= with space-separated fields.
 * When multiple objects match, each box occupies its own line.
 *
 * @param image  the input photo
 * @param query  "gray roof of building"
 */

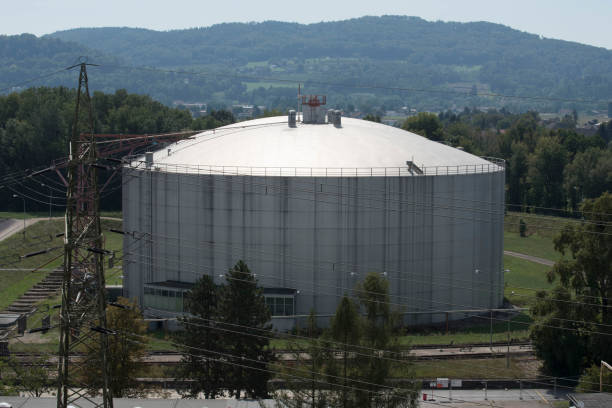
xmin=568 ymin=392 xmax=612 ymax=408
xmin=0 ymin=314 xmax=20 ymax=328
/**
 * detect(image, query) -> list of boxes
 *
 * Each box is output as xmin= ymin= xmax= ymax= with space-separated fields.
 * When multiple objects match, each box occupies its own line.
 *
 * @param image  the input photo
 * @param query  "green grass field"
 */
xmin=504 ymin=231 xmax=564 ymax=262
xmin=503 ymin=255 xmax=554 ymax=307
xmin=503 ymin=217 xmax=563 ymax=306
xmin=2 ymin=210 xmax=570 ymax=354
xmin=410 ymin=357 xmax=525 ymax=379
xmin=397 ymin=312 xmax=532 ymax=346
xmin=504 ymin=211 xmax=576 ymax=239
xmin=269 ymin=312 xmax=532 ymax=349
xmin=244 ymin=81 xmax=296 ymax=92
xmin=0 ymin=218 xmax=122 ymax=311
xmin=0 ymin=219 xmax=65 ymax=311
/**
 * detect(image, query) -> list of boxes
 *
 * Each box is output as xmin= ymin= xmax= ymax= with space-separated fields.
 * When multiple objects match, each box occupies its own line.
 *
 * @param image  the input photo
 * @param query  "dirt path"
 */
xmin=503 ymin=250 xmax=554 ymax=267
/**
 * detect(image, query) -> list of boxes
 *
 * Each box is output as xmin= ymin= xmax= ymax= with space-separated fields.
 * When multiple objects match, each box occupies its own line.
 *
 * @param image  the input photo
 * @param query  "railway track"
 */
xmin=9 ymin=341 xmax=533 ymax=364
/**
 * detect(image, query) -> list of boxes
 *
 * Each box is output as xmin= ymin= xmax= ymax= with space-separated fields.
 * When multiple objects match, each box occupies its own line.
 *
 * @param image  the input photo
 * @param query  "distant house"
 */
xmin=232 ymin=104 xmax=255 ymax=119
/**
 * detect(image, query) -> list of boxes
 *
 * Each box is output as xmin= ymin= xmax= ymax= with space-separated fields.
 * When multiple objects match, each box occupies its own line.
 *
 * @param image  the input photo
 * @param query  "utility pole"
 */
xmin=489 ymin=309 xmax=493 ymax=350
xmin=56 ymin=62 xmax=113 ymax=408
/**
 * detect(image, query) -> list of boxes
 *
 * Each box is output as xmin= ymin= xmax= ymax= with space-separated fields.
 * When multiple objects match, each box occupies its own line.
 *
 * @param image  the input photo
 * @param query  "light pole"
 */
xmin=12 ymin=194 xmax=26 ymax=240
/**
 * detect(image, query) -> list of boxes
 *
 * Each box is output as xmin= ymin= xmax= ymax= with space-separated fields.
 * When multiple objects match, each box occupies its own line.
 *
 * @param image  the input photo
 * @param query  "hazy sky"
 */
xmin=3 ymin=0 xmax=611 ymax=49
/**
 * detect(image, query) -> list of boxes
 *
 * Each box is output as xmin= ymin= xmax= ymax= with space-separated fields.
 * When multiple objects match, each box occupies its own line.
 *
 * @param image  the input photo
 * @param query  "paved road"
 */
xmin=0 ymin=218 xmax=42 ymax=242
xmin=0 ymin=216 xmax=121 ymax=244
xmin=503 ymin=250 xmax=555 ymax=267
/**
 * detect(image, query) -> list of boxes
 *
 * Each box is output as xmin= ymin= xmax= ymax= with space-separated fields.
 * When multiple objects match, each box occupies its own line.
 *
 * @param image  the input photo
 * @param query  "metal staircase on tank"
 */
xmin=4 ymin=269 xmax=64 ymax=314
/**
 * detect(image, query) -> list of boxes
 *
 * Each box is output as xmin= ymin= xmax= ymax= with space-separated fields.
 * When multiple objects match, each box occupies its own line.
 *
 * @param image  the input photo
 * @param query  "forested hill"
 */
xmin=50 ymin=16 xmax=611 ymax=69
xmin=46 ymin=17 xmax=612 ymax=110
xmin=4 ymin=16 xmax=612 ymax=111
xmin=0 ymin=34 xmax=95 ymax=87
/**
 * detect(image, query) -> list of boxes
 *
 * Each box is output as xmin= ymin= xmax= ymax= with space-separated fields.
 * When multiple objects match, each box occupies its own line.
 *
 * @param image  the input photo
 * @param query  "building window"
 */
xmin=143 ymin=285 xmax=188 ymax=313
xmin=265 ymin=295 xmax=294 ymax=316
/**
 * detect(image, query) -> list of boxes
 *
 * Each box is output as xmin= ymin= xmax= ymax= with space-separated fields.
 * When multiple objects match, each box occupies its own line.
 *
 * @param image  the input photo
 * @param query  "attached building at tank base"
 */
xmin=122 ymin=100 xmax=505 ymax=330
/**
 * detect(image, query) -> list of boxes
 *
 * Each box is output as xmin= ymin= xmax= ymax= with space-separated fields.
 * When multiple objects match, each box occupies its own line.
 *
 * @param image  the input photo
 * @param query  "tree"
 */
xmin=273 ymin=311 xmax=334 ymax=408
xmin=83 ymin=297 xmax=148 ymax=397
xmin=0 ymin=358 xmax=17 ymax=395
xmin=275 ymin=276 xmax=418 ymax=408
xmin=531 ymin=193 xmax=612 ymax=377
xmin=176 ymin=274 xmax=223 ymax=398
xmin=527 ymin=136 xmax=568 ymax=209
xmin=363 ymin=114 xmax=381 ymax=123
xmin=519 ymin=219 xmax=527 ymax=237
xmin=217 ymin=260 xmax=273 ymax=399
xmin=402 ymin=113 xmax=443 ymax=141
xmin=9 ymin=357 xmax=50 ymax=397
xmin=507 ymin=112 xmax=540 ymax=150
xmin=553 ymin=193 xmax=612 ymax=323
xmin=354 ymin=273 xmax=419 ymax=408
xmin=577 ymin=364 xmax=612 ymax=393
xmin=597 ymin=121 xmax=612 ymax=144
xmin=507 ymin=141 xmax=529 ymax=206
xmin=530 ymin=287 xmax=590 ymax=377
xmin=563 ymin=148 xmax=612 ymax=209
xmin=328 ymin=296 xmax=361 ymax=408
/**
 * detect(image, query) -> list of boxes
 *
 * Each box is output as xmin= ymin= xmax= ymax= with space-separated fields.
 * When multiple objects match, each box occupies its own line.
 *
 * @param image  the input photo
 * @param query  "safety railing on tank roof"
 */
xmin=123 ymin=156 xmax=505 ymax=177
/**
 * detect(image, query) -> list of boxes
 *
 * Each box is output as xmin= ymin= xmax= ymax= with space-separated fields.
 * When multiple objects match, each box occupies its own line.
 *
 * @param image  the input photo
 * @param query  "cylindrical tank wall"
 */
xmin=123 ymin=168 xmax=505 ymax=325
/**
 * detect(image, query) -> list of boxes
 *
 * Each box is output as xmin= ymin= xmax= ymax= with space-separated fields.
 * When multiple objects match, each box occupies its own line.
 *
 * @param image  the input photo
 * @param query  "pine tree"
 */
xmin=217 ymin=260 xmax=273 ymax=399
xmin=328 ymin=296 xmax=361 ymax=408
xmin=176 ymin=274 xmax=223 ymax=398
xmin=354 ymin=273 xmax=419 ymax=408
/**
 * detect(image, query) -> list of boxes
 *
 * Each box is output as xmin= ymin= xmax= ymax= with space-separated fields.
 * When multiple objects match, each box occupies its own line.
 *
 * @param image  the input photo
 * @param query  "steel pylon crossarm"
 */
xmin=56 ymin=63 xmax=113 ymax=408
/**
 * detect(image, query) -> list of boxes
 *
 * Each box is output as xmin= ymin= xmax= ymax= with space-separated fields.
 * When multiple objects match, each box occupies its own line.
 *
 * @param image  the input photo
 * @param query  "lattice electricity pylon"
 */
xmin=56 ymin=62 xmax=113 ymax=408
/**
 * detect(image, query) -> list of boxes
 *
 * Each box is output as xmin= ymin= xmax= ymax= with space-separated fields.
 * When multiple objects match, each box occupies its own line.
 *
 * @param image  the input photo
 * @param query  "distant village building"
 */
xmin=172 ymin=101 xmax=207 ymax=117
xmin=232 ymin=104 xmax=255 ymax=119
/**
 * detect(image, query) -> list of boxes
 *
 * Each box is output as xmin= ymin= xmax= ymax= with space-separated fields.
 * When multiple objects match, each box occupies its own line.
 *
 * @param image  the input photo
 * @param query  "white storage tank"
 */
xmin=122 ymin=102 xmax=505 ymax=329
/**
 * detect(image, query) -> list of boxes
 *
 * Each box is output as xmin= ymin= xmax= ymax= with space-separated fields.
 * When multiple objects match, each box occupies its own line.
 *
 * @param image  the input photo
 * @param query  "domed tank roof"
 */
xmin=143 ymin=116 xmax=500 ymax=175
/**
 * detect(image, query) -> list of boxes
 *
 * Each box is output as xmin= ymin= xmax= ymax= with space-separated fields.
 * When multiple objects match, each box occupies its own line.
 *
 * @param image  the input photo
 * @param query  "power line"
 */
xmin=123 ymin=332 xmax=511 ymax=408
xmin=125 ymin=252 xmax=612 ymax=336
xmin=0 ymin=68 xmax=72 ymax=93
xmin=124 ymin=228 xmax=612 ymax=307
xmin=144 ymin=307 xmax=612 ymax=391
xmin=118 ymin=162 xmax=612 ymax=235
